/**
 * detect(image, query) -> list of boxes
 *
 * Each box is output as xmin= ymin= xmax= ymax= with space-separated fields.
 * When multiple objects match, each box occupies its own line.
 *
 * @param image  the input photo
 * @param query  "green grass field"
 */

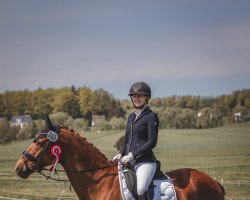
xmin=0 ymin=122 xmax=249 ymax=199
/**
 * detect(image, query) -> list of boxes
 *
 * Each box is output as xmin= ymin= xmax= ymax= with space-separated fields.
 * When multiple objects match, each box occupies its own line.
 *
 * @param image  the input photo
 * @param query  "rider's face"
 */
xmin=131 ymin=94 xmax=148 ymax=108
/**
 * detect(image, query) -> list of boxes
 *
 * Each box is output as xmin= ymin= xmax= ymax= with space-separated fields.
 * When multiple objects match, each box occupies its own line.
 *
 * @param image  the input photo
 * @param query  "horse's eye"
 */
xmin=37 ymin=142 xmax=44 ymax=147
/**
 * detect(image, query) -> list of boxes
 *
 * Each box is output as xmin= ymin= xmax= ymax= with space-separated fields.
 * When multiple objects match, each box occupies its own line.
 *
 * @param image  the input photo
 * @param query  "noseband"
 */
xmin=22 ymin=129 xmax=60 ymax=172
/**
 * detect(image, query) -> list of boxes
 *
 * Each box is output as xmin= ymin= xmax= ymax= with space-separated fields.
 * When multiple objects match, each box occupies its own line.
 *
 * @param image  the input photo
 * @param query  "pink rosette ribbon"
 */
xmin=49 ymin=144 xmax=62 ymax=175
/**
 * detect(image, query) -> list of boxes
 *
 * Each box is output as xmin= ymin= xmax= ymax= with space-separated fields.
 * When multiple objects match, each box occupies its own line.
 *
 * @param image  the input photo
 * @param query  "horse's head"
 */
xmin=15 ymin=115 xmax=61 ymax=179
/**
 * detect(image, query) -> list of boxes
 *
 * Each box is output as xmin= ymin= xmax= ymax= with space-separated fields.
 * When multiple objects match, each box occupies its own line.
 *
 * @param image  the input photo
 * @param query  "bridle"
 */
xmin=21 ymin=127 xmax=118 ymax=181
xmin=22 ymin=129 xmax=59 ymax=172
xmin=22 ymin=139 xmax=51 ymax=172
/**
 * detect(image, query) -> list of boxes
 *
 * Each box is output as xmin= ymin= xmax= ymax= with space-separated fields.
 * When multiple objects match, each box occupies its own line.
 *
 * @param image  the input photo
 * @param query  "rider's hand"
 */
xmin=121 ymin=152 xmax=134 ymax=164
xmin=112 ymin=153 xmax=122 ymax=162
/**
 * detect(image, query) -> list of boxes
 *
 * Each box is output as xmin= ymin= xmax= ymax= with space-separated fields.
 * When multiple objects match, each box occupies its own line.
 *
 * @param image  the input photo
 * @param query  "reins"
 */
xmin=39 ymin=163 xmax=118 ymax=182
xmin=38 ymin=170 xmax=69 ymax=181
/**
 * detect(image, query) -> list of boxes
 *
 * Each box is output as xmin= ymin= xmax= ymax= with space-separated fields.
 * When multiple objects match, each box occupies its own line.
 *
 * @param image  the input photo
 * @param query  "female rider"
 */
xmin=113 ymin=82 xmax=159 ymax=200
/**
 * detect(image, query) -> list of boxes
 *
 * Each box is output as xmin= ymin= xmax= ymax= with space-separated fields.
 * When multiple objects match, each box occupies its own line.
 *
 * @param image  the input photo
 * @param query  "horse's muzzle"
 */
xmin=15 ymin=162 xmax=32 ymax=179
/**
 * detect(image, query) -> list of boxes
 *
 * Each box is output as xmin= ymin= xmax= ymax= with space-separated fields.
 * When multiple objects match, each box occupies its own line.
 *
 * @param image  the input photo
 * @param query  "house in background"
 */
xmin=91 ymin=114 xmax=105 ymax=126
xmin=10 ymin=115 xmax=32 ymax=129
xmin=234 ymin=112 xmax=242 ymax=122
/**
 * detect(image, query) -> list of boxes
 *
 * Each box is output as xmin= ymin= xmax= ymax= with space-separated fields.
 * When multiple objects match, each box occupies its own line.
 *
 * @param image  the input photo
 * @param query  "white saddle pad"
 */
xmin=118 ymin=163 xmax=177 ymax=200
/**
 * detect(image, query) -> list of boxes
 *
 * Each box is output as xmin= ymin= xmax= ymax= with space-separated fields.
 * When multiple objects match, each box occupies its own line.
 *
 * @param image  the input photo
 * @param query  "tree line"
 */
xmin=0 ymin=86 xmax=249 ymax=125
xmin=154 ymin=89 xmax=250 ymax=128
xmin=0 ymin=86 xmax=125 ymax=124
xmin=0 ymin=86 xmax=249 ymax=144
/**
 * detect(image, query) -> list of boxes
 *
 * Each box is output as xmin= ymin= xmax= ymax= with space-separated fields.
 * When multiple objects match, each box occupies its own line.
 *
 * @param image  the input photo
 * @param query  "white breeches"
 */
xmin=135 ymin=162 xmax=157 ymax=195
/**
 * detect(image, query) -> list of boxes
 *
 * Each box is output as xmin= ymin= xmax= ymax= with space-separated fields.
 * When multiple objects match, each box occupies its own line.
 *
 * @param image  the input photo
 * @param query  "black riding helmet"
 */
xmin=129 ymin=82 xmax=151 ymax=109
xmin=128 ymin=82 xmax=151 ymax=99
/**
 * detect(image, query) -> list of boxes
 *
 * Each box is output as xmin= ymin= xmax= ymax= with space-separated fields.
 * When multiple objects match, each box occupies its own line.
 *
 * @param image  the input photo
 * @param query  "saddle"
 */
xmin=118 ymin=162 xmax=177 ymax=200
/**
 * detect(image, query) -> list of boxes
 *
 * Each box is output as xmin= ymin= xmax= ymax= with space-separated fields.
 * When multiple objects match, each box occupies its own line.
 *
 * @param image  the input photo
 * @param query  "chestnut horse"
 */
xmin=15 ymin=116 xmax=225 ymax=200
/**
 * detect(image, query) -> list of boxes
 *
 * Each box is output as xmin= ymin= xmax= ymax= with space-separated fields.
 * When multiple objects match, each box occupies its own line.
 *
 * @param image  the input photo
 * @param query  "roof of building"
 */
xmin=10 ymin=115 xmax=32 ymax=123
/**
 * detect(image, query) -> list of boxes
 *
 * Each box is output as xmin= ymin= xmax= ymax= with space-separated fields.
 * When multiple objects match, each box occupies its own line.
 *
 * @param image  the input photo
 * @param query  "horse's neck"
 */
xmin=59 ymin=129 xmax=114 ymax=199
xmin=60 ymin=129 xmax=109 ymax=169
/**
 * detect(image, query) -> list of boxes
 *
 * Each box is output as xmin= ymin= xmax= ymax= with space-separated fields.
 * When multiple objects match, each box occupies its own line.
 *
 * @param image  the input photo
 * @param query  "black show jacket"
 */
xmin=120 ymin=107 xmax=159 ymax=165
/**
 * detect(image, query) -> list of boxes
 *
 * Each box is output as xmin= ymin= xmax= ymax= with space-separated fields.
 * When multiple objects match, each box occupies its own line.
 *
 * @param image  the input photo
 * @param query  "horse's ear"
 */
xmin=45 ymin=114 xmax=56 ymax=131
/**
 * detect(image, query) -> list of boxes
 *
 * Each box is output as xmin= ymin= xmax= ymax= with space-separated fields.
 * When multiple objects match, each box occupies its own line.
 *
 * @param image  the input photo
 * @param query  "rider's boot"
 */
xmin=138 ymin=191 xmax=150 ymax=200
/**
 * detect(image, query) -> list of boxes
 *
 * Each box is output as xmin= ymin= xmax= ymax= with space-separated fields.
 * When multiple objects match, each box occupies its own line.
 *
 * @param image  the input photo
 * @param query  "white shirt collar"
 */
xmin=135 ymin=106 xmax=148 ymax=117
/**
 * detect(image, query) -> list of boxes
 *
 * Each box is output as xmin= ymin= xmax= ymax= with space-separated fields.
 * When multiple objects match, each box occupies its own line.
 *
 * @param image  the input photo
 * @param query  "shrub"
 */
xmin=16 ymin=123 xmax=34 ymax=141
xmin=110 ymin=117 xmax=126 ymax=130
xmin=49 ymin=112 xmax=69 ymax=125
xmin=114 ymin=136 xmax=124 ymax=151
xmin=65 ymin=117 xmax=90 ymax=132
xmin=94 ymin=119 xmax=112 ymax=131
xmin=33 ymin=119 xmax=45 ymax=135
xmin=0 ymin=121 xmax=11 ymax=144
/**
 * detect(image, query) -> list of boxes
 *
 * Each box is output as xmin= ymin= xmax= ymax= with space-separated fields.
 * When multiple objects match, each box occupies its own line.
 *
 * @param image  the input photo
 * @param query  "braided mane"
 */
xmin=60 ymin=126 xmax=110 ymax=164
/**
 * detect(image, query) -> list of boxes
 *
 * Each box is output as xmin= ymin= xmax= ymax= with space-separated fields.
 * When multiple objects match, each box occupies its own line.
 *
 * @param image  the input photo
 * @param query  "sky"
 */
xmin=0 ymin=0 xmax=249 ymax=99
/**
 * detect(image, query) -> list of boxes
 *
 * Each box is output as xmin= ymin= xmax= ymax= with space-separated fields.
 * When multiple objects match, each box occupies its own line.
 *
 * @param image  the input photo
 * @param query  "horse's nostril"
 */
xmin=15 ymin=164 xmax=22 ymax=173
xmin=15 ymin=165 xmax=20 ymax=172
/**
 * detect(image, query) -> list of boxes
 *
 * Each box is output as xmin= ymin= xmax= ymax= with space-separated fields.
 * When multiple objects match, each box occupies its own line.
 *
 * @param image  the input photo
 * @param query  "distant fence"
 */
xmin=1 ymin=173 xmax=250 ymax=199
xmin=220 ymin=179 xmax=250 ymax=186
